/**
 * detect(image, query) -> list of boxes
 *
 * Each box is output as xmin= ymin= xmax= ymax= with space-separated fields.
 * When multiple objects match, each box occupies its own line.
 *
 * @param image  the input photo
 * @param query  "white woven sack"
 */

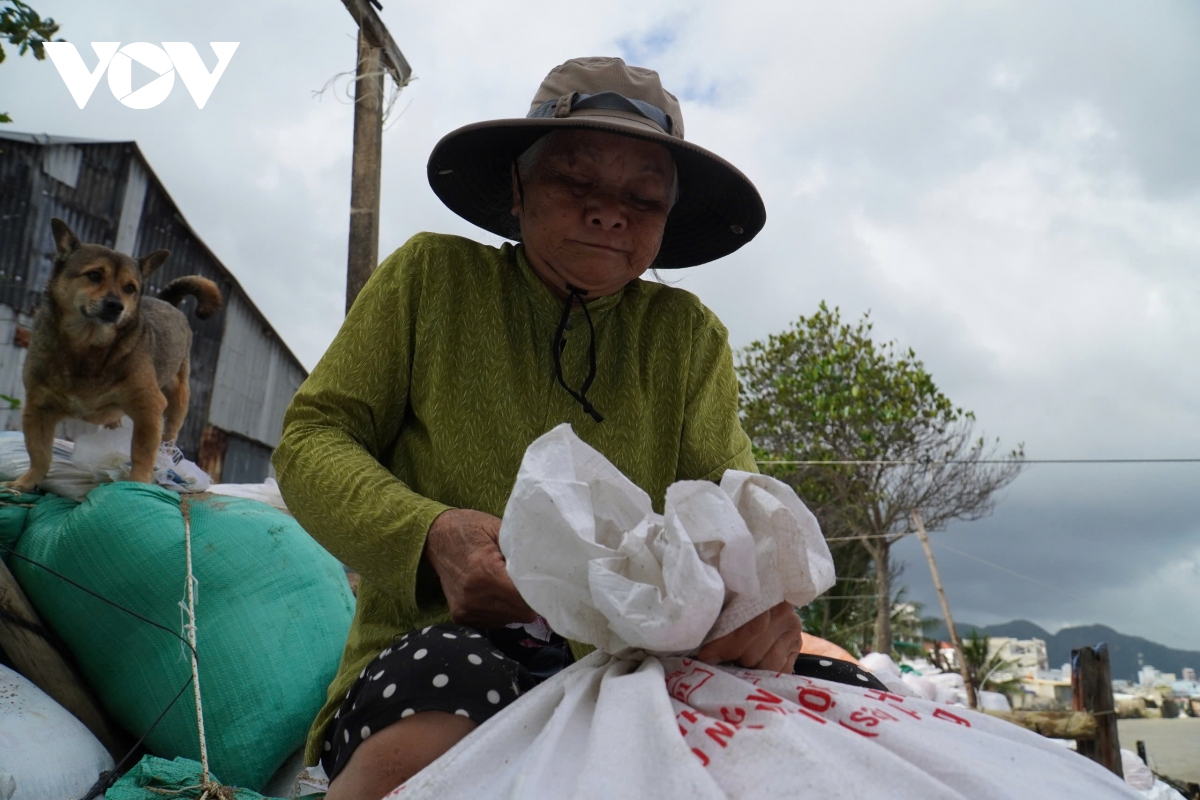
xmin=387 ymin=653 xmax=1139 ymax=799
xmin=0 ymin=664 xmax=113 ymax=800
xmin=499 ymin=423 xmax=834 ymax=655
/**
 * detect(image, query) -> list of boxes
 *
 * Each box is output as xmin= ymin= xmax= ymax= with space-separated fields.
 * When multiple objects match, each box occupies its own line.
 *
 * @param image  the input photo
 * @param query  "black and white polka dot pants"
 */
xmin=320 ymin=623 xmax=538 ymax=781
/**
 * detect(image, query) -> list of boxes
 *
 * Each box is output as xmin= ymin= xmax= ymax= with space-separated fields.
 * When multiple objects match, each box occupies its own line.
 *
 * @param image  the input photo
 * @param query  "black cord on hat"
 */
xmin=553 ymin=284 xmax=604 ymax=423
xmin=513 ymin=159 xmax=604 ymax=423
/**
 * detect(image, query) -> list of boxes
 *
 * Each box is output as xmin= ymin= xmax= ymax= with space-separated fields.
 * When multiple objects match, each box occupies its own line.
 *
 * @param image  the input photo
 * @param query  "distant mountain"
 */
xmin=921 ymin=619 xmax=1200 ymax=682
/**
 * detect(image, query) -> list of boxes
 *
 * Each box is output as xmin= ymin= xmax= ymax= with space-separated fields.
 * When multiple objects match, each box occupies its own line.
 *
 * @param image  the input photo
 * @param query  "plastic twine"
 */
xmin=179 ymin=498 xmax=230 ymax=800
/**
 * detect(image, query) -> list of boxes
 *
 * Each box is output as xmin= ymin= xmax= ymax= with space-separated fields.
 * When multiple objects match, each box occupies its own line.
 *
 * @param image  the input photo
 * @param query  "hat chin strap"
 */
xmin=552 ymin=283 xmax=604 ymax=424
xmin=528 ymin=91 xmax=674 ymax=136
xmin=513 ymin=162 xmax=605 ymax=424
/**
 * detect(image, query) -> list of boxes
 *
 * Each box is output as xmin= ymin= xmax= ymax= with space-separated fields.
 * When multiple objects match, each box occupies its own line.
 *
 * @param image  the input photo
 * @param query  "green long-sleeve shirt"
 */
xmin=272 ymin=232 xmax=756 ymax=765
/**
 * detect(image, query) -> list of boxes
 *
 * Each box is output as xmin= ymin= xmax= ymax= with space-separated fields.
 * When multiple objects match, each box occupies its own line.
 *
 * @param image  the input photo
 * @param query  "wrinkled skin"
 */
xmin=512 ymin=128 xmax=675 ymax=300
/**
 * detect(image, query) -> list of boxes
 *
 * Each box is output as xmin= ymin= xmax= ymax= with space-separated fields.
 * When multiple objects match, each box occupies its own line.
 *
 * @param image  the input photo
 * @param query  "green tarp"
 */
xmin=11 ymin=484 xmax=354 ymax=791
xmin=105 ymin=755 xmax=280 ymax=799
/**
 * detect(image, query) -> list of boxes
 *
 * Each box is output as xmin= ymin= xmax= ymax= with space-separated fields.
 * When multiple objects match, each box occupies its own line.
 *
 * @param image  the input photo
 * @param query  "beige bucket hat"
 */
xmin=427 ymin=57 xmax=766 ymax=268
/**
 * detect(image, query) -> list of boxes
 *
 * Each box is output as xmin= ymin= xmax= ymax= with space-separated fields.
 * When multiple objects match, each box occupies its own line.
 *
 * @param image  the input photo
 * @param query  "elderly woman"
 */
xmin=275 ymin=57 xmax=873 ymax=799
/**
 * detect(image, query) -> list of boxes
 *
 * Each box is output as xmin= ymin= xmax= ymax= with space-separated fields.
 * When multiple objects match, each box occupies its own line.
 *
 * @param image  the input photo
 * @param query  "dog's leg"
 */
xmin=6 ymin=407 xmax=63 ymax=493
xmin=128 ymin=393 xmax=167 ymax=483
xmin=162 ymin=359 xmax=190 ymax=444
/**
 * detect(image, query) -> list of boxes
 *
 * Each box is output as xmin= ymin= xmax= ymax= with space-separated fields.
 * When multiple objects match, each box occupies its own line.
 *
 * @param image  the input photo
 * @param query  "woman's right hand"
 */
xmin=424 ymin=508 xmax=537 ymax=628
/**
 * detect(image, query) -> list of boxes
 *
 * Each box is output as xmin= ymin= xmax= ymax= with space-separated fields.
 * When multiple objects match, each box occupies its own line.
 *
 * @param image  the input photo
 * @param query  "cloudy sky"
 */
xmin=4 ymin=1 xmax=1198 ymax=650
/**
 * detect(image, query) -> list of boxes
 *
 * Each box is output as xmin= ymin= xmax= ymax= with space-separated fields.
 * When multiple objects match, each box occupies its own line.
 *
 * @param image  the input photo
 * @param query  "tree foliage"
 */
xmin=1 ymin=1 xmax=63 ymax=123
xmin=738 ymin=303 xmax=1024 ymax=654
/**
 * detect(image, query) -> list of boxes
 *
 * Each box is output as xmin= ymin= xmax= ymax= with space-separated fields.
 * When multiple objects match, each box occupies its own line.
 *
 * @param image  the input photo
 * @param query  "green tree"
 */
xmin=738 ymin=303 xmax=1024 ymax=655
xmin=1 ymin=0 xmax=63 ymax=123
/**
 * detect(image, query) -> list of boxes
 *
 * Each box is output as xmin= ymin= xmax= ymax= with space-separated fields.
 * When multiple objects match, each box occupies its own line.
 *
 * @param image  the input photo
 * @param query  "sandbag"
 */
xmin=0 ymin=663 xmax=113 ymax=800
xmin=0 ymin=492 xmax=38 ymax=556
xmin=500 ymin=424 xmax=835 ymax=655
xmin=397 ymin=425 xmax=1140 ymax=799
xmin=10 ymin=484 xmax=355 ymax=791
xmin=0 ymin=432 xmax=94 ymax=501
xmin=0 ymin=426 xmax=209 ymax=502
xmin=392 ymin=653 xmax=1140 ymax=799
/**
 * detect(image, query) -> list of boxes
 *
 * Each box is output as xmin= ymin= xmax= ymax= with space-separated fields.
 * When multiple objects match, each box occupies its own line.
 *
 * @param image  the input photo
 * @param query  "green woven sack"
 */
xmin=105 ymin=755 xmax=279 ymax=800
xmin=11 ymin=484 xmax=354 ymax=791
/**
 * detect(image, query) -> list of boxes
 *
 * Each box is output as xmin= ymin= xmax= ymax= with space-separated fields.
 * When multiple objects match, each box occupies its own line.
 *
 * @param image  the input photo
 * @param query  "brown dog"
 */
xmin=4 ymin=218 xmax=222 ymax=493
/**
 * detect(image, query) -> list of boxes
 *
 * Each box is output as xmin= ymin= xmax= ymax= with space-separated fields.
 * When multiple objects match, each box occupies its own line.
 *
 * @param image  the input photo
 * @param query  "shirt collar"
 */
xmin=513 ymin=243 xmax=627 ymax=323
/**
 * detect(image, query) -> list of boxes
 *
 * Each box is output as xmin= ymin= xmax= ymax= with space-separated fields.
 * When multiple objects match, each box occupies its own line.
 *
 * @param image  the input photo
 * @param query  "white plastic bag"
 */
xmin=0 ymin=423 xmax=210 ymax=501
xmin=0 ymin=664 xmax=114 ymax=800
xmin=71 ymin=421 xmax=211 ymax=495
xmin=499 ymin=424 xmax=834 ymax=655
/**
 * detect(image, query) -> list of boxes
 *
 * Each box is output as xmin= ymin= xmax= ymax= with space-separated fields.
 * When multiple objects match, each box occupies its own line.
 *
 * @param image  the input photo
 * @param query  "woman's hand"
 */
xmin=424 ymin=508 xmax=537 ymax=628
xmin=696 ymin=602 xmax=803 ymax=674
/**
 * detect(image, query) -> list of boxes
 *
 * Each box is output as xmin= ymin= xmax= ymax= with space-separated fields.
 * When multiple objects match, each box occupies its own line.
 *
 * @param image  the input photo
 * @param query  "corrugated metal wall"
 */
xmin=0 ymin=134 xmax=308 ymax=477
xmin=209 ymin=292 xmax=306 ymax=449
xmin=222 ymin=432 xmax=275 ymax=484
xmin=0 ymin=137 xmax=130 ymax=315
xmin=129 ymin=175 xmax=234 ymax=456
xmin=0 ymin=306 xmax=30 ymax=431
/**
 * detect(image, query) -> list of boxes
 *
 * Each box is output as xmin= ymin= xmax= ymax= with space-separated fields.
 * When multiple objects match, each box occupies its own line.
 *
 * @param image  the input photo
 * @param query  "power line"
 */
xmin=929 ymin=540 xmax=1085 ymax=602
xmin=756 ymin=458 xmax=1200 ymax=466
xmin=926 ymin=537 xmax=1191 ymax=650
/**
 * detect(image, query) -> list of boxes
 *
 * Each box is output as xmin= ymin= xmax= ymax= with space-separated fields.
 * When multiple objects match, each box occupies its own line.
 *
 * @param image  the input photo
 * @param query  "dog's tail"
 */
xmin=158 ymin=276 xmax=222 ymax=320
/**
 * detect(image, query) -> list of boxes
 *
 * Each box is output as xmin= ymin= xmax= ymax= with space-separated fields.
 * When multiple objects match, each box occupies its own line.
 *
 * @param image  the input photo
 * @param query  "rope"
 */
xmin=0 ymin=538 xmax=200 ymax=800
xmin=179 ymin=498 xmax=227 ymax=800
xmin=2 ymin=500 xmax=227 ymax=797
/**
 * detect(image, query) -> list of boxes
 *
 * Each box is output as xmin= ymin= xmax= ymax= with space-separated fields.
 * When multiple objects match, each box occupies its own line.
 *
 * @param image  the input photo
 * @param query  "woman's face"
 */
xmin=512 ymin=129 xmax=675 ymax=300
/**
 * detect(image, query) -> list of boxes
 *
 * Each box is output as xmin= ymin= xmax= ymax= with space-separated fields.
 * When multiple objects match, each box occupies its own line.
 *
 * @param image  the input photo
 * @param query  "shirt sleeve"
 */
xmin=272 ymin=236 xmax=451 ymax=611
xmin=676 ymin=306 xmax=759 ymax=482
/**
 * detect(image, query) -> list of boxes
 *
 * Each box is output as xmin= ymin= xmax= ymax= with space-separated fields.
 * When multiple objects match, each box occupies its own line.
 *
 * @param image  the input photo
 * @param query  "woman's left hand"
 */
xmin=696 ymin=602 xmax=803 ymax=674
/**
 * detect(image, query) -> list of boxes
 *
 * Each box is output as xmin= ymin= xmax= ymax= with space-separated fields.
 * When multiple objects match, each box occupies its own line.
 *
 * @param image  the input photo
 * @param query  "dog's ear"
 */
xmin=50 ymin=218 xmax=80 ymax=261
xmin=138 ymin=249 xmax=170 ymax=279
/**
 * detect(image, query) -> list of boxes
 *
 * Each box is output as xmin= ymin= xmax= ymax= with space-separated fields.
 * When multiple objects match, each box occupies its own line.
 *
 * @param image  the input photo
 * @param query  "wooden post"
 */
xmin=345 ymin=28 xmax=384 ymax=315
xmin=0 ymin=558 xmax=129 ymax=759
xmin=1072 ymin=644 xmax=1123 ymax=778
xmin=338 ymin=0 xmax=413 ymax=315
xmin=912 ymin=509 xmax=977 ymax=709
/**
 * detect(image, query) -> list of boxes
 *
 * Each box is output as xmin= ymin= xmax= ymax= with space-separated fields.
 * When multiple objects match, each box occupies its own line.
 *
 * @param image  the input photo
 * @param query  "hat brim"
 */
xmin=426 ymin=117 xmax=766 ymax=268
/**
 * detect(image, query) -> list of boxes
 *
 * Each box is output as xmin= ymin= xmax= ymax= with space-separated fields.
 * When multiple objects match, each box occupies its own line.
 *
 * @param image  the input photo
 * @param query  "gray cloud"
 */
xmin=3 ymin=0 xmax=1197 ymax=647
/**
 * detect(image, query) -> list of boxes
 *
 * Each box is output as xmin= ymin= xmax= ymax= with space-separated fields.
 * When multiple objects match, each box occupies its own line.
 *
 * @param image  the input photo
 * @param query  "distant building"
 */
xmin=1183 ymin=667 xmax=1196 ymax=682
xmin=1137 ymin=665 xmax=1177 ymax=688
xmin=0 ymin=131 xmax=306 ymax=482
xmin=988 ymin=637 xmax=1049 ymax=679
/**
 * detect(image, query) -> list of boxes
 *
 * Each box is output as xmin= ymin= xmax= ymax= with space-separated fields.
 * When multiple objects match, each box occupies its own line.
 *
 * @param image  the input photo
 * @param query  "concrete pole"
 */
xmin=345 ymin=28 xmax=384 ymax=315
xmin=912 ymin=509 xmax=977 ymax=709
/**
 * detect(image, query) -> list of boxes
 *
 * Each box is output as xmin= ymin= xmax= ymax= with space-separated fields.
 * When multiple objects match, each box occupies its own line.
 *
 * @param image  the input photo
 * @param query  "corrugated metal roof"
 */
xmin=0 ymin=131 xmax=129 ymax=146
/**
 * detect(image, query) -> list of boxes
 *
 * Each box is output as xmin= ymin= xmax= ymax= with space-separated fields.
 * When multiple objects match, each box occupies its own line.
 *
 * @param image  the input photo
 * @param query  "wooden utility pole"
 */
xmin=912 ymin=509 xmax=977 ymax=709
xmin=1072 ymin=644 xmax=1123 ymax=778
xmin=338 ymin=0 xmax=412 ymax=314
